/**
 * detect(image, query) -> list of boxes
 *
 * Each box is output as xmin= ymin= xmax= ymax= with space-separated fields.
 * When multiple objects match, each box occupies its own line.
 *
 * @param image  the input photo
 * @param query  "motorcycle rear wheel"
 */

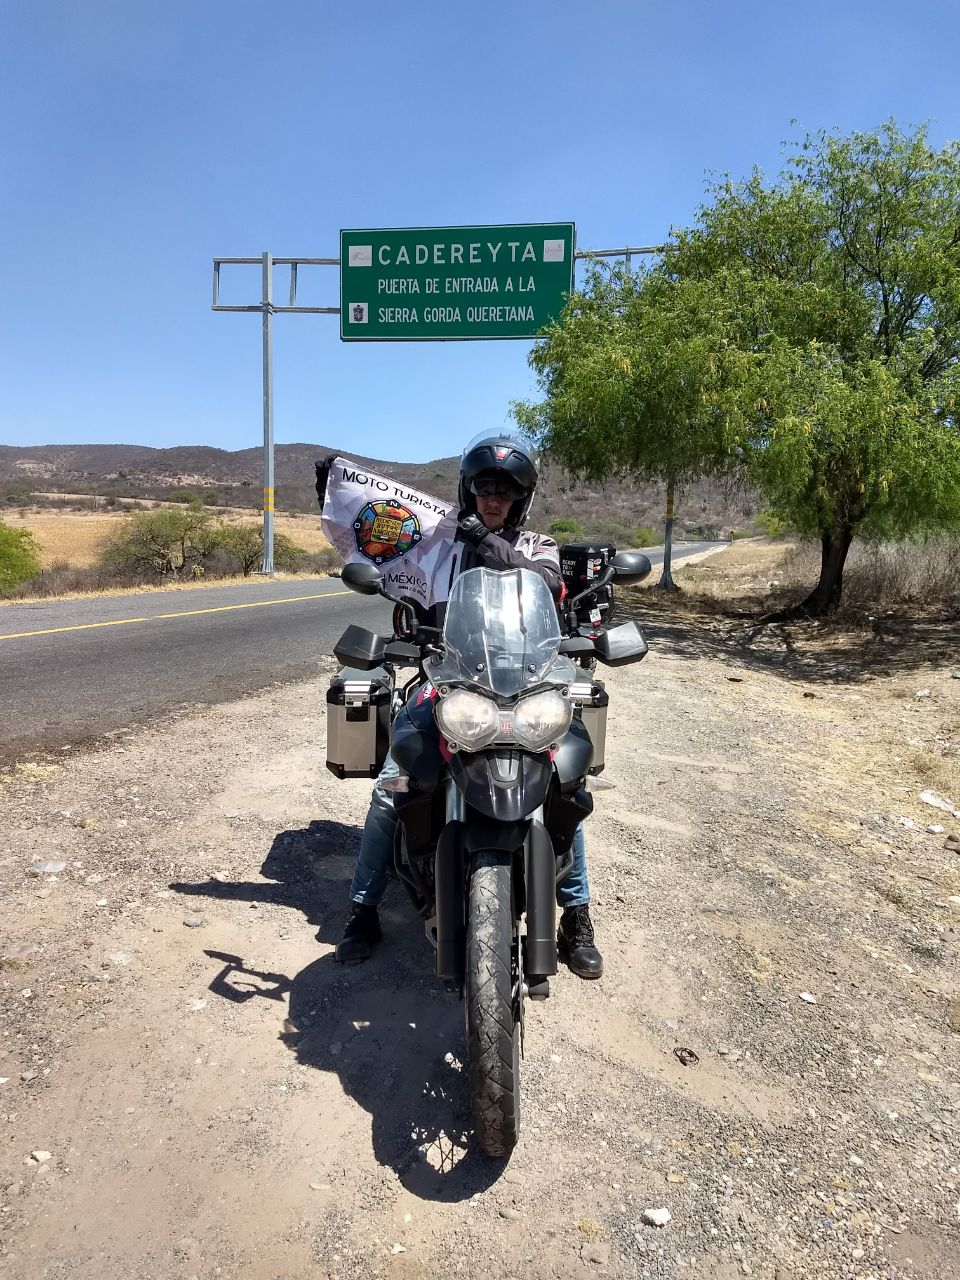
xmin=465 ymin=849 xmax=520 ymax=1157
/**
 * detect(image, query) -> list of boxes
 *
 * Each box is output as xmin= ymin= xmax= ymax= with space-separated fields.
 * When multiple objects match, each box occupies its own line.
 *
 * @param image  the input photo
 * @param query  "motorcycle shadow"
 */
xmin=174 ymin=821 xmax=507 ymax=1200
xmin=284 ymin=951 xmax=507 ymax=1200
xmin=170 ymin=819 xmax=362 ymax=941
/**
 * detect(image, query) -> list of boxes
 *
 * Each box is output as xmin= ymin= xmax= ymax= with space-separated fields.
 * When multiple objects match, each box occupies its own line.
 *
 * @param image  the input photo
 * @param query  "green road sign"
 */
xmin=340 ymin=223 xmax=575 ymax=341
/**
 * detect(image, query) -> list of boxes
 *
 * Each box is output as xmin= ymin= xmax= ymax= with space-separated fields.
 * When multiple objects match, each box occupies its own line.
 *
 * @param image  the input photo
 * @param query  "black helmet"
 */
xmin=458 ymin=431 xmax=539 ymax=527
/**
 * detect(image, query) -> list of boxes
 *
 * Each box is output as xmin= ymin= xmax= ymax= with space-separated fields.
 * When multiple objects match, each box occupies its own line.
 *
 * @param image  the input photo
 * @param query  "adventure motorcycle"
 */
xmin=326 ymin=552 xmax=651 ymax=1156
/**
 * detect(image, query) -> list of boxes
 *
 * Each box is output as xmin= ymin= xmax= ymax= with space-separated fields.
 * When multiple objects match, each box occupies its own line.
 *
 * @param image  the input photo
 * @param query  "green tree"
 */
xmin=101 ymin=508 xmax=219 ymax=580
xmin=2 ymin=482 xmax=34 ymax=506
xmin=519 ymin=121 xmax=960 ymax=612
xmin=274 ymin=531 xmax=307 ymax=571
xmin=673 ymin=122 xmax=960 ymax=609
xmin=516 ymin=262 xmax=749 ymax=588
xmin=217 ymin=523 xmax=263 ymax=575
xmin=0 ymin=522 xmax=41 ymax=592
xmin=217 ymin=523 xmax=307 ymax=575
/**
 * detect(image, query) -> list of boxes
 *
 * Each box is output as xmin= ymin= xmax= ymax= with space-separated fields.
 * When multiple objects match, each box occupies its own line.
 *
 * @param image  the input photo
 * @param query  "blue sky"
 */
xmin=2 ymin=0 xmax=957 ymax=463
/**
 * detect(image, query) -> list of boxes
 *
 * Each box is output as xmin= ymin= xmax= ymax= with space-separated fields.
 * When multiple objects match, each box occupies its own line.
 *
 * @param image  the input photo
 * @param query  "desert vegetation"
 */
xmin=0 ymin=522 xmax=41 ymax=593
xmin=0 ymin=505 xmax=340 ymax=600
xmin=628 ymin=535 xmax=960 ymax=632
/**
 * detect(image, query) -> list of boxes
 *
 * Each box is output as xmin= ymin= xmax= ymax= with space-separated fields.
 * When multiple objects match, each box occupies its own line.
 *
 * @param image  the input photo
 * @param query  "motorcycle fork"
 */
xmin=433 ymin=781 xmax=466 ymax=991
xmin=445 ymin=776 xmax=465 ymax=826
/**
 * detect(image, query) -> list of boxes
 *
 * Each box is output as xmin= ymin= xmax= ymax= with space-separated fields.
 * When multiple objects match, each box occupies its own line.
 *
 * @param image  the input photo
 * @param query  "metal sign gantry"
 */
xmin=212 ymin=239 xmax=665 ymax=573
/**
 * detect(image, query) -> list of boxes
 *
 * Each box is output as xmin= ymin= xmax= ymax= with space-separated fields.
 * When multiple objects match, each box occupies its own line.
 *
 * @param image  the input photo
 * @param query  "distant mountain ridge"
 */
xmin=0 ymin=442 xmax=756 ymax=538
xmin=0 ymin=442 xmax=450 ymax=487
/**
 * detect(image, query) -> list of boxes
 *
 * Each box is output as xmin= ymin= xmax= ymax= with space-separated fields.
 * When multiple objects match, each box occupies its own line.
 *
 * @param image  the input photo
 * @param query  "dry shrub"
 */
xmin=780 ymin=537 xmax=960 ymax=609
xmin=1 ymin=560 xmax=138 ymax=599
xmin=301 ymin=546 xmax=342 ymax=575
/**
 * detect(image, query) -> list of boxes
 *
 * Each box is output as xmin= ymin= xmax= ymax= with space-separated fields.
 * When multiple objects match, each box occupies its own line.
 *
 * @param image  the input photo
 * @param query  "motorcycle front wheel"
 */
xmin=465 ymin=849 xmax=520 ymax=1157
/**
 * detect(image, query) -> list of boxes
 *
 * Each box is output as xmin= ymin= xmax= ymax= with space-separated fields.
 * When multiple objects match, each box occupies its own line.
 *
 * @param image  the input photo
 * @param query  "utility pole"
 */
xmin=260 ymin=252 xmax=275 ymax=572
xmin=212 ymin=254 xmax=339 ymax=574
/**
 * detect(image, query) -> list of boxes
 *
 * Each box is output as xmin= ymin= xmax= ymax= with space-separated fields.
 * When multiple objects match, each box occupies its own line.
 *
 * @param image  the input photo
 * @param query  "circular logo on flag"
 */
xmin=353 ymin=500 xmax=422 ymax=564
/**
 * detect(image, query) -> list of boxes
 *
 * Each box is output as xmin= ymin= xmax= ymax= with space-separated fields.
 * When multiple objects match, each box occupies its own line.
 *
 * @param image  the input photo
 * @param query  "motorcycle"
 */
xmin=326 ymin=552 xmax=651 ymax=1156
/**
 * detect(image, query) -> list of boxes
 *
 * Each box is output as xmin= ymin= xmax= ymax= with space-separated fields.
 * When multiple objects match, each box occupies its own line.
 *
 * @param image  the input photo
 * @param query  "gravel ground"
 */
xmin=0 ymin=597 xmax=958 ymax=1279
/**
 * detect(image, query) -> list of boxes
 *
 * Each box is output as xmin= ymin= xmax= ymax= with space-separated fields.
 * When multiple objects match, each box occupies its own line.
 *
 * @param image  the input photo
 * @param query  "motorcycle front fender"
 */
xmin=449 ymin=749 xmax=552 ymax=823
xmin=433 ymin=813 xmax=558 ymax=987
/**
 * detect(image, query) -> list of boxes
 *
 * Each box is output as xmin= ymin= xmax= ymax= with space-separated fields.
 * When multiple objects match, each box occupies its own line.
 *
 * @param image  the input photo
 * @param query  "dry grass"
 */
xmin=619 ymin=537 xmax=960 ymax=698
xmin=909 ymin=741 xmax=960 ymax=800
xmin=623 ymin=538 xmax=960 ymax=825
xmin=12 ymin=513 xmax=123 ymax=568
xmin=10 ymin=509 xmax=330 ymax=569
xmin=666 ymin=538 xmax=793 ymax=604
xmin=779 ymin=537 xmax=960 ymax=610
xmin=639 ymin=535 xmax=960 ymax=621
xmin=235 ymin=513 xmax=331 ymax=554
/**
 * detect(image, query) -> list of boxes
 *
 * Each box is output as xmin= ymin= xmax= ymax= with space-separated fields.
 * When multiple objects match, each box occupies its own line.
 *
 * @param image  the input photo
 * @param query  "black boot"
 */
xmin=335 ymin=903 xmax=382 ymax=965
xmin=558 ymin=905 xmax=603 ymax=980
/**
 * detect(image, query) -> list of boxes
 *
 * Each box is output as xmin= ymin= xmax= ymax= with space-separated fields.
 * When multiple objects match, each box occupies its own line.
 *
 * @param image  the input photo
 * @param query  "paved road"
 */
xmin=0 ymin=542 xmax=721 ymax=761
xmin=630 ymin=539 xmax=719 ymax=569
xmin=0 ymin=579 xmax=390 ymax=762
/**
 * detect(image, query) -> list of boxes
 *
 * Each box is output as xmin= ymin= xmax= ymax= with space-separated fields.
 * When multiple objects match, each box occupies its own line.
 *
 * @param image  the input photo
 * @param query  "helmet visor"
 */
xmin=468 ymin=475 xmax=528 ymax=500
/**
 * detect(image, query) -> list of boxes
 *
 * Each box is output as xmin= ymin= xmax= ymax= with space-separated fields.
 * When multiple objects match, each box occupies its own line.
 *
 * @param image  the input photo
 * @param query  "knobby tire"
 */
xmin=465 ymin=849 xmax=520 ymax=1157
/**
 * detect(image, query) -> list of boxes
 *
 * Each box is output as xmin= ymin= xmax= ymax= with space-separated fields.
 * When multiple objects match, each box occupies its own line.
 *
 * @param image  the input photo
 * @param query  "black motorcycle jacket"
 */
xmin=409 ymin=523 xmax=563 ymax=631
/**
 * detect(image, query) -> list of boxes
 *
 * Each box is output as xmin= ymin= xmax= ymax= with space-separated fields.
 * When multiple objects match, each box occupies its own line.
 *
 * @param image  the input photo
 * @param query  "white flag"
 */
xmin=321 ymin=457 xmax=460 ymax=610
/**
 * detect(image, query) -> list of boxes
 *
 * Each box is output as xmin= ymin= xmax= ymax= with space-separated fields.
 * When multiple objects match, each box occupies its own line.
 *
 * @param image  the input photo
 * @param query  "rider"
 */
xmin=334 ymin=432 xmax=604 ymax=979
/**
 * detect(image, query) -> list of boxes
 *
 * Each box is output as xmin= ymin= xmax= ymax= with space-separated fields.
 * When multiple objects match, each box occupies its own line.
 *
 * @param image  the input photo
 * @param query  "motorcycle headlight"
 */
xmin=512 ymin=690 xmax=573 ymax=751
xmin=436 ymin=688 xmax=499 ymax=750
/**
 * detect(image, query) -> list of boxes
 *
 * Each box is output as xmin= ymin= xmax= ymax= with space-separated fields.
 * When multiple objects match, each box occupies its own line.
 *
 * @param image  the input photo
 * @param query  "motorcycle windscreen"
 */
xmin=438 ymin=567 xmax=562 ymax=698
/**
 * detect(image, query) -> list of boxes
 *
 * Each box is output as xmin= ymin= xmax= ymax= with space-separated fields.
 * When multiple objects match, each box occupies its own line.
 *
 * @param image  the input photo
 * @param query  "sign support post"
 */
xmin=261 ymin=251 xmax=275 ymax=573
xmin=212 ymin=254 xmax=338 ymax=574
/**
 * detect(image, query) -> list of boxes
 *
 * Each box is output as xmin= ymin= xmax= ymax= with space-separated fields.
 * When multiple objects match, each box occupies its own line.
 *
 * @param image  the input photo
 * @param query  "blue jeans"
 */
xmin=349 ymin=749 xmax=590 ymax=910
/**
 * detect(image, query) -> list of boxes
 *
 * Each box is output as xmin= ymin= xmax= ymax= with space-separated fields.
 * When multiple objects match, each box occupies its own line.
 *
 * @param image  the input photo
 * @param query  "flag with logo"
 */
xmin=319 ymin=456 xmax=460 ymax=609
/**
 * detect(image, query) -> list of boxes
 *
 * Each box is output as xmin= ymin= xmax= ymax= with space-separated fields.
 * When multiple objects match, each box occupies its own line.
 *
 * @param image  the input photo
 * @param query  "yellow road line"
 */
xmin=0 ymin=590 xmax=354 ymax=642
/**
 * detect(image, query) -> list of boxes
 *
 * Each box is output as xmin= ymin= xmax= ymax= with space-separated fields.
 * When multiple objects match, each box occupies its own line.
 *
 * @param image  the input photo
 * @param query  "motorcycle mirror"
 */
xmin=341 ymin=561 xmax=384 ymax=595
xmin=611 ymin=551 xmax=652 ymax=585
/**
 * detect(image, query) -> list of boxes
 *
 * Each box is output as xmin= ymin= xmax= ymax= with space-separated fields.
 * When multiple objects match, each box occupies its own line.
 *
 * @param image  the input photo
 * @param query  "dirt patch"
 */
xmin=1 ymin=608 xmax=958 ymax=1277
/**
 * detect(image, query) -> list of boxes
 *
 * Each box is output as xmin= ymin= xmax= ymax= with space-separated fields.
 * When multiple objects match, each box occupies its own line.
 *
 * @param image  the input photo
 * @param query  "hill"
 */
xmin=0 ymin=442 xmax=757 ymax=540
